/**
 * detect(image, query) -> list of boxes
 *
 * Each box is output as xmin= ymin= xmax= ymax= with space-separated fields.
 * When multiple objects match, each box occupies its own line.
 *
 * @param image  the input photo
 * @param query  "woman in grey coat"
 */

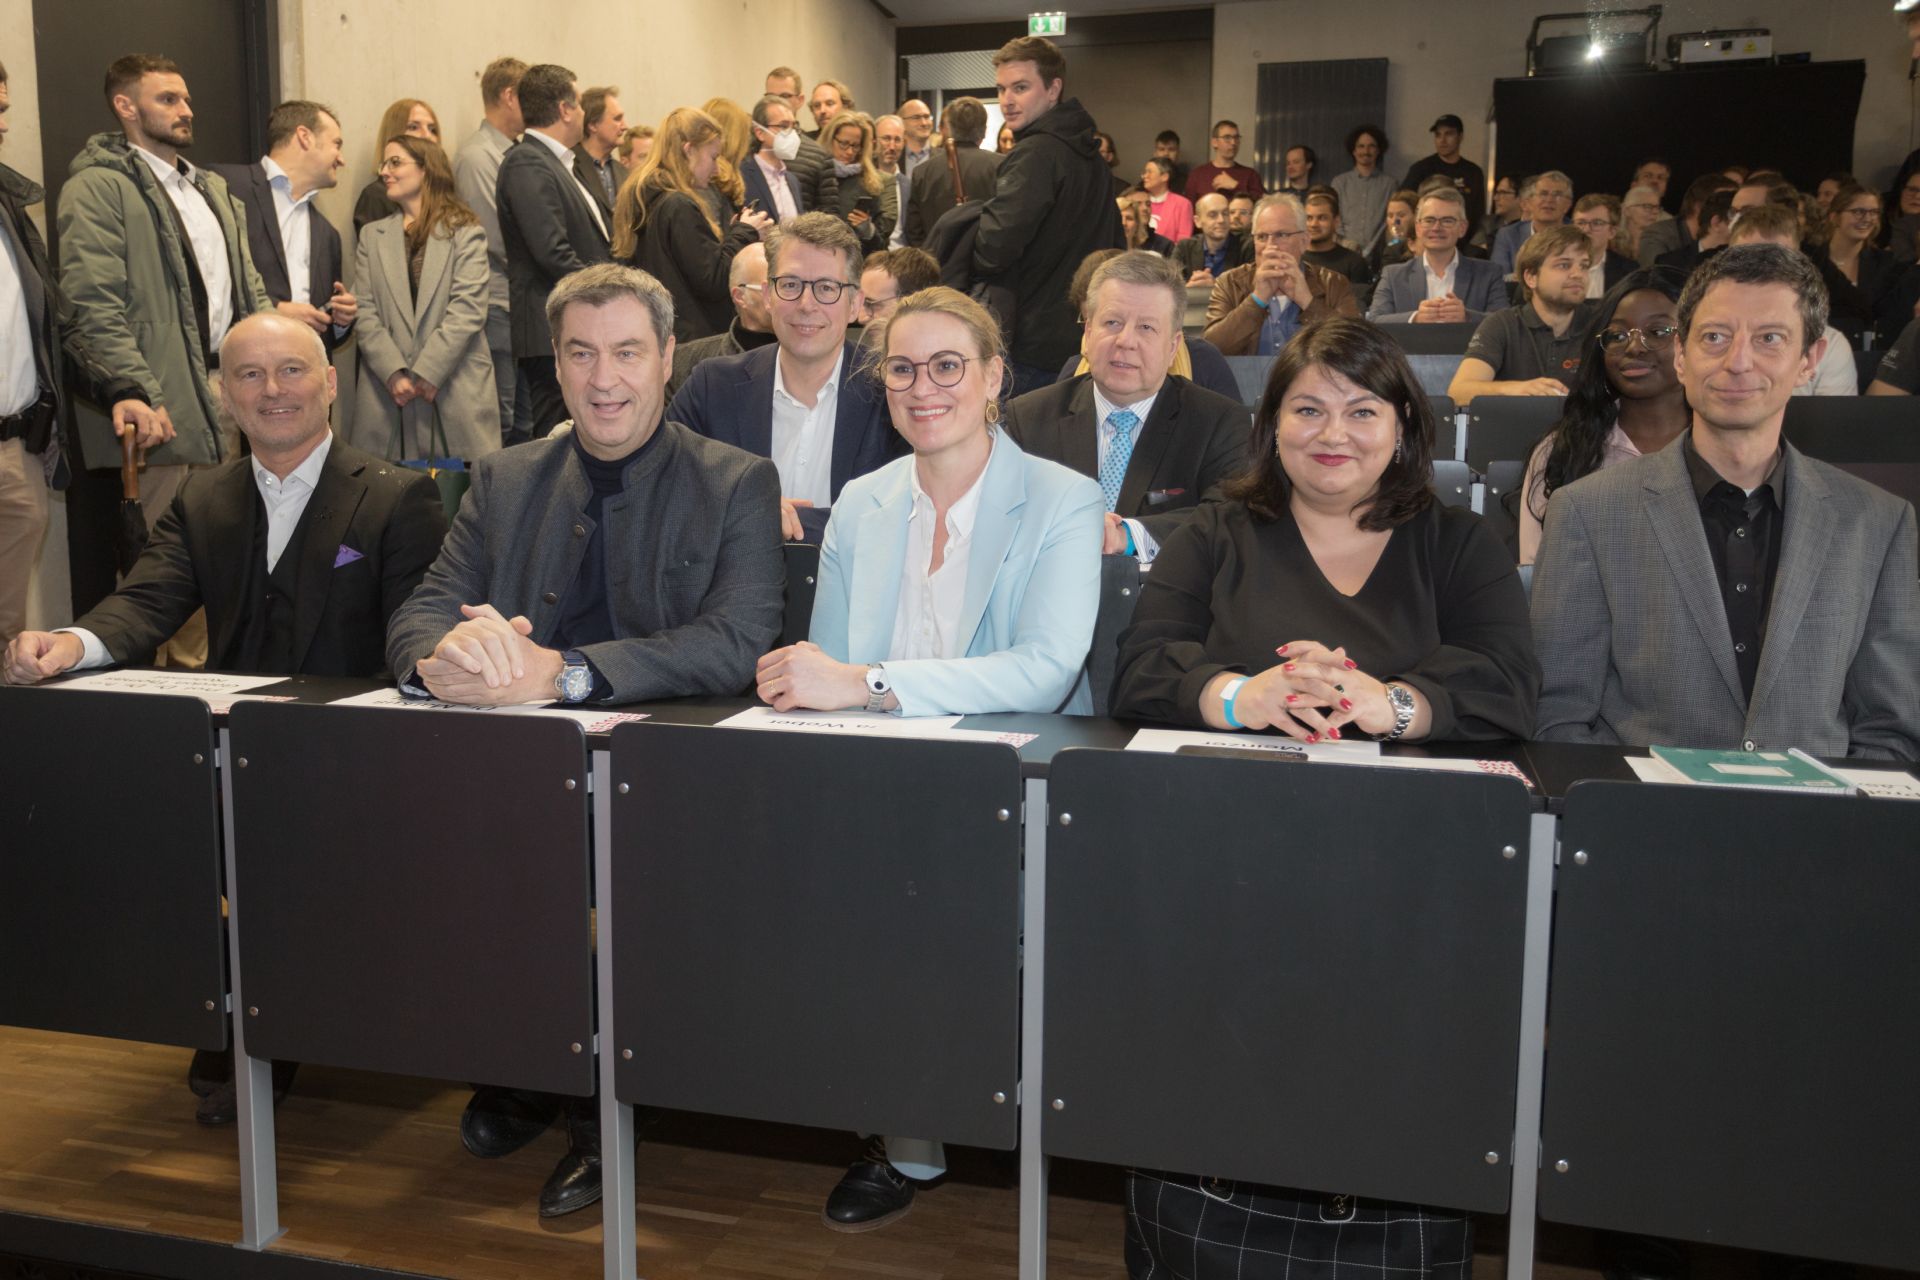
xmin=352 ymin=135 xmax=499 ymax=461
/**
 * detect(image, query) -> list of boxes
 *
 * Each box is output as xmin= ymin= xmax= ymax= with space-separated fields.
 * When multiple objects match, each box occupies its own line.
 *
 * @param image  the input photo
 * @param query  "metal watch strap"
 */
xmin=1383 ymin=682 xmax=1416 ymax=741
xmin=863 ymin=663 xmax=890 ymax=713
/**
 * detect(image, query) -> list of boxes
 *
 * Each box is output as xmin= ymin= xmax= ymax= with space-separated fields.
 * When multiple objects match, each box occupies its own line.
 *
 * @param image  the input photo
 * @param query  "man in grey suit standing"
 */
xmin=1532 ymin=244 xmax=1918 ymax=760
xmin=385 ymin=263 xmax=785 ymax=1217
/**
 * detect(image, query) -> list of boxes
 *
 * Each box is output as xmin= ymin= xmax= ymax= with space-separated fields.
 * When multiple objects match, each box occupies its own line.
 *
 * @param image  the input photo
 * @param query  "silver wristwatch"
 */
xmin=863 ymin=663 xmax=891 ymax=713
xmin=554 ymin=650 xmax=593 ymax=703
xmin=1382 ymin=682 xmax=1416 ymax=741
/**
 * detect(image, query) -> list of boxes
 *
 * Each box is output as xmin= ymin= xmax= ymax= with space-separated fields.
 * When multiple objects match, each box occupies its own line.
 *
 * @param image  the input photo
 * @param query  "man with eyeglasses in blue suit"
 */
xmin=668 ymin=212 xmax=901 ymax=543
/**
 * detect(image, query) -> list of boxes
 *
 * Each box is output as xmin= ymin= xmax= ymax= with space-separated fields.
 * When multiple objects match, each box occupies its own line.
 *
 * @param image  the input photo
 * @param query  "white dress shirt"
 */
xmin=525 ymin=129 xmax=608 ymax=240
xmin=62 ymin=434 xmax=335 ymax=669
xmin=771 ymin=347 xmax=842 ymax=508
xmin=752 ymin=152 xmax=800 ymax=224
xmin=1421 ymin=250 xmax=1461 ymax=301
xmin=260 ymin=156 xmax=316 ymax=304
xmin=1092 ymin=383 xmax=1162 ymax=564
xmin=1586 ymin=258 xmax=1606 ymax=299
xmin=888 ymin=433 xmax=994 ymax=681
xmin=0 ymin=209 xmax=38 ymax=416
xmin=133 ymin=144 xmax=235 ymax=348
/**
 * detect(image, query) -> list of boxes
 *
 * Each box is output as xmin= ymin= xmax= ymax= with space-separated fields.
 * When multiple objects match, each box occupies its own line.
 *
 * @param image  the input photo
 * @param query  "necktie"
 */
xmin=1100 ymin=409 xmax=1140 ymax=512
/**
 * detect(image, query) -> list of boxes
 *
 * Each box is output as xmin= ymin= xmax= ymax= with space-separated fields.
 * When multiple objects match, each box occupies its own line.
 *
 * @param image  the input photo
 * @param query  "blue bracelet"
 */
xmin=1221 ymin=677 xmax=1248 ymax=729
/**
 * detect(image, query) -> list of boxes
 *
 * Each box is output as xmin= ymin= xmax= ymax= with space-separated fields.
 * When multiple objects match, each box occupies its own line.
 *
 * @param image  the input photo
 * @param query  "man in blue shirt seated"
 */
xmin=1200 ymin=193 xmax=1359 ymax=357
xmin=1171 ymin=192 xmax=1252 ymax=288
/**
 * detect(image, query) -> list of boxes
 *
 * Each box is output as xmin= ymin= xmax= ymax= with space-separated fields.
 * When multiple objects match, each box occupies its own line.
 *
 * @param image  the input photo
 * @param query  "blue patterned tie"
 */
xmin=1099 ymin=409 xmax=1140 ymax=512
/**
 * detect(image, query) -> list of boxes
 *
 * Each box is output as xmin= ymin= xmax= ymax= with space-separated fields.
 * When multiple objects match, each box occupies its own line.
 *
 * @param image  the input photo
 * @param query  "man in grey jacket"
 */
xmin=453 ymin=55 xmax=526 ymax=442
xmin=59 ymin=52 xmax=274 ymax=621
xmin=1532 ymin=244 xmax=1919 ymax=760
xmin=385 ymin=262 xmax=785 ymax=1217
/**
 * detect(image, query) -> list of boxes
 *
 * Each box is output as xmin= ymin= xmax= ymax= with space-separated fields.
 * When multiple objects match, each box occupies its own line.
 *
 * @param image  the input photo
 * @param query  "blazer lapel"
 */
xmin=203 ymin=463 xmax=263 ymax=666
xmin=830 ymin=344 xmax=872 ymax=494
xmin=249 ymin=164 xmax=293 ymax=299
xmin=956 ymin=437 xmax=1026 ymax=655
xmin=372 ymin=222 xmax=417 ymax=348
xmin=305 ymin=204 xmax=332 ymax=307
xmin=1746 ymin=447 xmax=1834 ymax=716
xmin=847 ymin=471 xmax=913 ymax=662
xmin=745 ymin=351 xmax=777 ymax=458
xmin=1642 ymin=449 xmax=1746 ymax=708
xmin=289 ymin=447 xmax=367 ymax=671
xmin=413 ymin=231 xmax=454 ymax=330
xmin=1119 ymin=383 xmax=1181 ymax=514
xmin=1063 ymin=378 xmax=1100 ymax=479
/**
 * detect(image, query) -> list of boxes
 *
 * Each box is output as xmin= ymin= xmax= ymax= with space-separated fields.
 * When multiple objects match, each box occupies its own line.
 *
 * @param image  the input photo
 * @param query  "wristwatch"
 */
xmin=554 ymin=649 xmax=593 ymax=703
xmin=863 ymin=663 xmax=892 ymax=713
xmin=1382 ymin=682 xmax=1416 ymax=741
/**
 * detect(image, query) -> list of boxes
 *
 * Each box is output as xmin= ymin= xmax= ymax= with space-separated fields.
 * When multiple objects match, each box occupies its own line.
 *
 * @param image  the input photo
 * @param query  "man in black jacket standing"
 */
xmin=972 ymin=36 xmax=1123 ymax=398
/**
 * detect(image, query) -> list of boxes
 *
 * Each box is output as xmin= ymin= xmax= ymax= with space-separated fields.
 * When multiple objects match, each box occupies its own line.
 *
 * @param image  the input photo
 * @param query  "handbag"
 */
xmin=398 ymin=403 xmax=470 ymax=519
xmin=1122 ymin=1169 xmax=1472 ymax=1279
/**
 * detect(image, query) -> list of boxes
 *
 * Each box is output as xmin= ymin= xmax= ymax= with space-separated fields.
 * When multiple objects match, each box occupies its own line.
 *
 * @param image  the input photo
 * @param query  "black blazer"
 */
xmin=76 ymin=439 xmax=448 ymax=677
xmin=496 ymin=135 xmax=613 ymax=358
xmin=665 ymin=340 xmax=902 ymax=542
xmin=906 ymin=146 xmax=1000 ymax=247
xmin=208 ymin=160 xmax=349 ymax=350
xmin=1001 ymin=373 xmax=1250 ymax=546
xmin=571 ymin=144 xmax=628 ymax=224
xmin=738 ymin=156 xmax=804 ymax=223
xmin=1601 ymin=249 xmax=1638 ymax=294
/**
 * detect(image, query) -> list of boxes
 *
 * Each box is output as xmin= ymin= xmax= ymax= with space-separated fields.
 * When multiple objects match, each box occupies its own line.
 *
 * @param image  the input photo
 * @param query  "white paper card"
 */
xmin=325 ymin=685 xmax=650 ymax=731
xmin=1627 ymin=755 xmax=1682 ymax=784
xmin=56 ymin=670 xmax=284 ymax=698
xmin=1124 ymin=727 xmax=1382 ymax=761
xmin=1830 ymin=767 xmax=1920 ymax=800
xmin=715 ymin=705 xmax=964 ymax=738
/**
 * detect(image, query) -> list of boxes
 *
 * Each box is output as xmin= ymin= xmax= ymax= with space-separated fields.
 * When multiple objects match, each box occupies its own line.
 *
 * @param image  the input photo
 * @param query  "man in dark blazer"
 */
xmin=741 ymin=95 xmax=807 ymax=223
xmin=209 ymin=101 xmax=358 ymax=354
xmin=6 ymin=311 xmax=445 ymax=684
xmin=1004 ymin=251 xmax=1247 ymax=562
xmin=667 ymin=213 xmax=899 ymax=543
xmin=905 ymin=96 xmax=999 ymax=247
xmin=385 ymin=264 xmax=784 ymax=1221
xmin=569 ymin=85 xmax=628 ymax=224
xmin=496 ymin=64 xmax=612 ymax=435
xmin=1532 ymin=245 xmax=1919 ymax=761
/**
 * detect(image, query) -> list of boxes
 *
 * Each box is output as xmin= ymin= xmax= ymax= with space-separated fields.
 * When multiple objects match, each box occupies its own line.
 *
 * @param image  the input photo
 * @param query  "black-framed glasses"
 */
xmin=1597 ymin=324 xmax=1678 ymax=350
xmin=1838 ymin=205 xmax=1881 ymax=219
xmin=770 ymin=275 xmax=853 ymax=304
xmin=1415 ymin=215 xmax=1462 ymax=229
xmin=881 ymin=351 xmax=973 ymax=391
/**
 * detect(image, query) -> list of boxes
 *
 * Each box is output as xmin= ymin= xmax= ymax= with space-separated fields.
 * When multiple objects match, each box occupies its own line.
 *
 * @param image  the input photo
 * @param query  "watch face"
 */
xmin=865 ymin=668 xmax=889 ymax=694
xmin=560 ymin=664 xmax=592 ymax=701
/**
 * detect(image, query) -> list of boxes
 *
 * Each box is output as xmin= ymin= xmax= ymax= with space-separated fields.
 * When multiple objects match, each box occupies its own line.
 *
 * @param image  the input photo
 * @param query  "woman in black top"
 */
xmin=1113 ymin=316 xmax=1538 ymax=744
xmin=1816 ymin=180 xmax=1907 ymax=346
xmin=611 ymin=107 xmax=771 ymax=342
xmin=353 ymin=98 xmax=440 ymax=233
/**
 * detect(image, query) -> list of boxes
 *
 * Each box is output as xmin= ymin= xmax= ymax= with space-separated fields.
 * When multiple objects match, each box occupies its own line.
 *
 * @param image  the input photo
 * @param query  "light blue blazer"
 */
xmin=809 ymin=431 xmax=1105 ymax=716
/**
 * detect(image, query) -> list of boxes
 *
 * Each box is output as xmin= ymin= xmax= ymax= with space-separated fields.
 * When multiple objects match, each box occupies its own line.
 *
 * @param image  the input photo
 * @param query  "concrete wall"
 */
xmin=1211 ymin=0 xmax=1917 ymax=189
xmin=278 ymin=0 xmax=897 ymax=238
xmin=1070 ymin=38 xmax=1213 ymax=191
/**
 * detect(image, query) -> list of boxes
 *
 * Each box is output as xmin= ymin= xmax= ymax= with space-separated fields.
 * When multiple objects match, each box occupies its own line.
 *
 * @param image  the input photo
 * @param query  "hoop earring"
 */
xmin=986 ymin=398 xmax=1001 ymax=425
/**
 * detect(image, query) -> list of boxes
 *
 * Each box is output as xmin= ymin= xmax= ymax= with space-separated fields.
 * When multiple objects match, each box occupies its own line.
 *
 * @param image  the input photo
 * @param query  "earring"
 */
xmin=986 ymin=398 xmax=1001 ymax=425
xmin=1393 ymin=437 xmax=1405 ymax=463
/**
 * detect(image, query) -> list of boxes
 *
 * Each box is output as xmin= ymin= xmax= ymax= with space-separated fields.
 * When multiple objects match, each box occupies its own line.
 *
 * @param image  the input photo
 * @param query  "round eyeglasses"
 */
xmin=1597 ymin=324 xmax=1678 ymax=350
xmin=882 ymin=351 xmax=973 ymax=391
xmin=770 ymin=275 xmax=853 ymax=304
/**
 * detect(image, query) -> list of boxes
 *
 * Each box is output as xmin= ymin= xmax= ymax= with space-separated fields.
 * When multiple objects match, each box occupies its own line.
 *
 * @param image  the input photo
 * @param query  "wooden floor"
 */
xmin=0 ymin=1027 xmax=1896 ymax=1280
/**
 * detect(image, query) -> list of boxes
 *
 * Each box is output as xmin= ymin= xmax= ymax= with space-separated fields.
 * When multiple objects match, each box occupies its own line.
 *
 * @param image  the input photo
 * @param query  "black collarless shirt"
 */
xmin=1684 ymin=434 xmax=1785 ymax=701
xmin=556 ymin=427 xmax=656 ymax=655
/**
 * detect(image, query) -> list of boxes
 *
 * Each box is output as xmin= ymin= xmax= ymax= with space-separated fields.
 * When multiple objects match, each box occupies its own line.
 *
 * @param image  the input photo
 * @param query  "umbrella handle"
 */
xmin=121 ymin=427 xmax=140 ymax=501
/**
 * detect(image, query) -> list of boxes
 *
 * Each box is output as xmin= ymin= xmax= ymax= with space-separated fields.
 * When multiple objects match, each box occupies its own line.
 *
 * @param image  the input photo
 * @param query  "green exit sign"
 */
xmin=1028 ymin=11 xmax=1066 ymax=36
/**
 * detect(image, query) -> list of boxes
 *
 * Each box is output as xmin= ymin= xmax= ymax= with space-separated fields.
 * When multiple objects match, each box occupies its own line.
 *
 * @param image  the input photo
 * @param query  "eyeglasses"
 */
xmin=1415 ymin=216 xmax=1462 ymax=229
xmin=1534 ymin=189 xmax=1572 ymax=203
xmin=882 ymin=351 xmax=973 ymax=390
xmin=1251 ymin=229 xmax=1306 ymax=244
xmin=770 ymin=275 xmax=853 ymax=304
xmin=377 ymin=156 xmax=416 ymax=171
xmin=859 ymin=293 xmax=900 ymax=318
xmin=1838 ymin=205 xmax=1880 ymax=219
xmin=1494 ymin=186 xmax=1517 ymax=196
xmin=1573 ymin=218 xmax=1615 ymax=232
xmin=1597 ymin=324 xmax=1678 ymax=350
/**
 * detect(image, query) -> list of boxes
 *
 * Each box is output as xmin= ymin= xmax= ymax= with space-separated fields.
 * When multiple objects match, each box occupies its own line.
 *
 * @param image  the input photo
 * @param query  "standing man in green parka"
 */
xmin=58 ymin=53 xmax=273 ymax=626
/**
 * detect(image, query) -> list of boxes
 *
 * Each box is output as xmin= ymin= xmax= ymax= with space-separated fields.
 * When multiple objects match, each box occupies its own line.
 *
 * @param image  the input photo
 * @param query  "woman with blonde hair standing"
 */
xmin=353 ymin=97 xmax=440 ymax=231
xmin=353 ymin=135 xmax=499 ymax=460
xmin=701 ymin=96 xmax=753 ymax=218
xmin=613 ymin=107 xmax=771 ymax=341
xmin=822 ymin=111 xmax=896 ymax=249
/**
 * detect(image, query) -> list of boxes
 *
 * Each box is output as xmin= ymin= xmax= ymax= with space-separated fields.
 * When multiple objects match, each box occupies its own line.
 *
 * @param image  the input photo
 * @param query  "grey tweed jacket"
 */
xmin=385 ymin=421 xmax=784 ymax=703
xmin=1530 ymin=432 xmax=1919 ymax=760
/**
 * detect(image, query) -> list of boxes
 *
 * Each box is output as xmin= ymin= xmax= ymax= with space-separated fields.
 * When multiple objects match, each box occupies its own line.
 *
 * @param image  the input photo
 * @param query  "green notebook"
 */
xmin=1646 ymin=745 xmax=1857 ymax=794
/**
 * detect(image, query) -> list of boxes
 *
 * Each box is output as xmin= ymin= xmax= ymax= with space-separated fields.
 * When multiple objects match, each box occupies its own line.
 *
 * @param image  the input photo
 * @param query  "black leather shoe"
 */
xmin=461 ymin=1087 xmax=561 ymax=1159
xmin=538 ymin=1097 xmax=602 ymax=1218
xmin=187 ymin=1047 xmax=232 ymax=1098
xmin=195 ymin=1060 xmax=298 ymax=1126
xmin=823 ymin=1141 xmax=915 ymax=1232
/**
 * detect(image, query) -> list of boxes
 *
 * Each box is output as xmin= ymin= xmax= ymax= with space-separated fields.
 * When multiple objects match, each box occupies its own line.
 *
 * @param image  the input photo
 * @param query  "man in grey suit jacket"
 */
xmin=1532 ymin=244 xmax=1919 ymax=761
xmin=1367 ymin=187 xmax=1506 ymax=324
xmin=494 ymin=65 xmax=612 ymax=437
xmin=385 ymin=264 xmax=785 ymax=1219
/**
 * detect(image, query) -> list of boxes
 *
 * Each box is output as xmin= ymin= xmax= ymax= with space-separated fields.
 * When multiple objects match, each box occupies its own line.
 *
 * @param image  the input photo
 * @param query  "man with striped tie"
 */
xmin=1002 ymin=251 xmax=1249 ymax=562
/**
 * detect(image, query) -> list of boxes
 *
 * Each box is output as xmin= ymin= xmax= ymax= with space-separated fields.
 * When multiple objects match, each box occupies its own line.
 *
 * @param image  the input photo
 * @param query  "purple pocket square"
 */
xmin=333 ymin=545 xmax=365 ymax=569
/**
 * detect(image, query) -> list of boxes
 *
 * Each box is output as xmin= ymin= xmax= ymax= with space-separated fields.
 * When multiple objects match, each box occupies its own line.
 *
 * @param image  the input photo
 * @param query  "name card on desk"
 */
xmin=326 ymin=685 xmax=651 ymax=732
xmin=53 ymin=669 xmax=298 ymax=715
xmin=1125 ymin=727 xmax=1533 ymax=785
xmin=715 ymin=705 xmax=1039 ymax=748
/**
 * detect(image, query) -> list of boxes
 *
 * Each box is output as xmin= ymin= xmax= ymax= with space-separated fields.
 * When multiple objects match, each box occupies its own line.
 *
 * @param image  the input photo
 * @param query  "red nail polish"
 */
xmin=1344 ymin=658 xmax=1357 ymax=670
xmin=1339 ymin=698 xmax=1352 ymax=711
xmin=1307 ymin=733 xmax=1320 ymax=743
xmin=1285 ymin=694 xmax=1299 ymax=703
xmin=1328 ymin=728 xmax=1341 ymax=740
xmin=1283 ymin=663 xmax=1295 ymax=672
xmin=1275 ymin=644 xmax=1289 ymax=655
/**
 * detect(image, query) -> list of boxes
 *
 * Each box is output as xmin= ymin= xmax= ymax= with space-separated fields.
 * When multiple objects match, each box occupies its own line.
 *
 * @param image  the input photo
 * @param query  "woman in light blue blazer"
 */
xmin=755 ymin=286 xmax=1104 ymax=722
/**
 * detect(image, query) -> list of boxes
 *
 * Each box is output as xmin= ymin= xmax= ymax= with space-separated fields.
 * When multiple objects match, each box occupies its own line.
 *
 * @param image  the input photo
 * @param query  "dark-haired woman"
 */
xmin=1114 ymin=316 xmax=1536 ymax=748
xmin=353 ymin=135 xmax=499 ymax=459
xmin=1518 ymin=267 xmax=1690 ymax=564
